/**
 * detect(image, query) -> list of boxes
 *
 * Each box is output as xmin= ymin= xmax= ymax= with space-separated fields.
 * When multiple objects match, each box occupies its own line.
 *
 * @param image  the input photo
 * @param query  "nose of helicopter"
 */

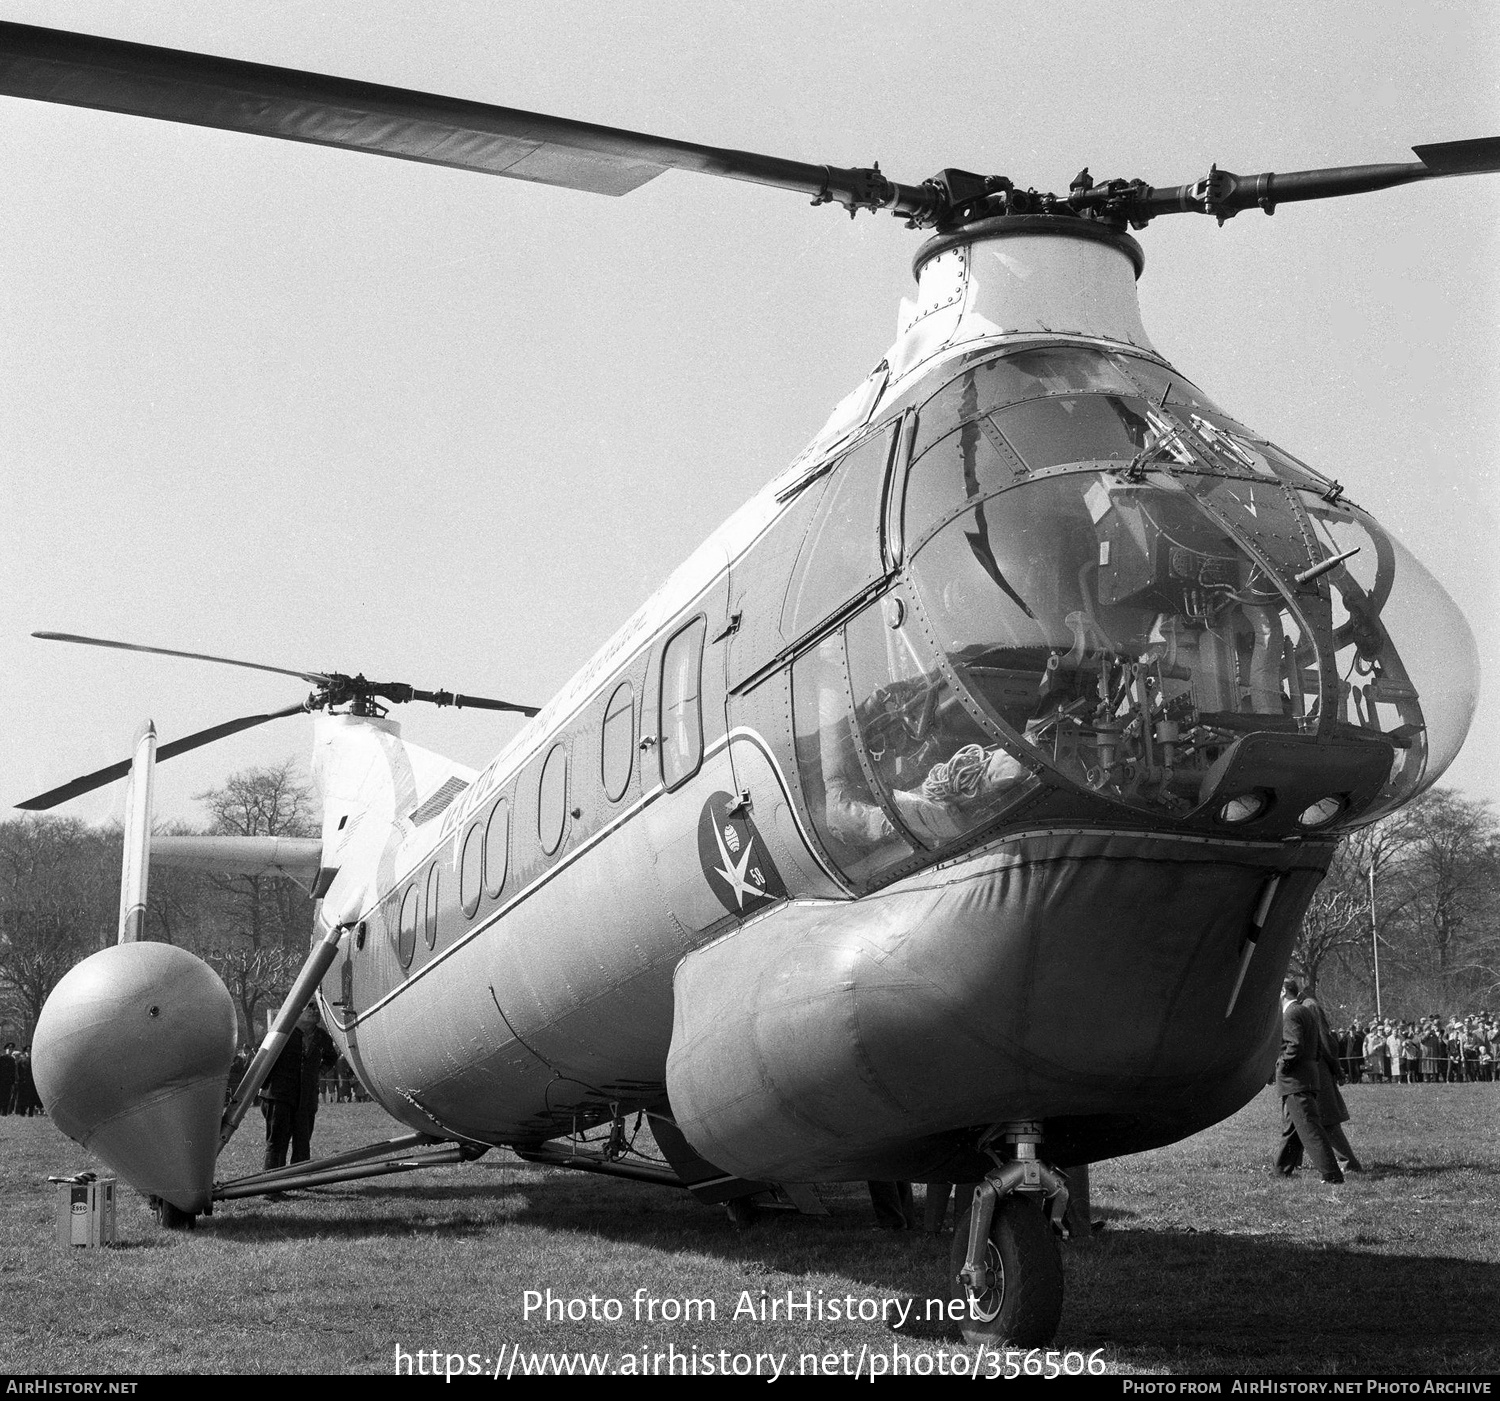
xmin=666 ymin=830 xmax=1330 ymax=1182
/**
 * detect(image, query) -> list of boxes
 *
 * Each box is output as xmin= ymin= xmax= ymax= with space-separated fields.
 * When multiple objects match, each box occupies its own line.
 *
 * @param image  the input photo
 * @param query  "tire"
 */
xmin=153 ymin=1198 xmax=196 ymax=1231
xmin=949 ymin=1193 xmax=1063 ymax=1347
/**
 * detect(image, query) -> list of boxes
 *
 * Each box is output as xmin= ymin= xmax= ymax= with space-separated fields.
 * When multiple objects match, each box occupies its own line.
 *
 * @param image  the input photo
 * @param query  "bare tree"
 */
xmin=200 ymin=941 xmax=301 ymax=1043
xmin=191 ymin=760 xmax=319 ymax=1039
xmin=0 ymin=818 xmax=117 ymax=1036
xmin=1293 ymin=882 xmax=1370 ymax=1000
xmin=1385 ymin=790 xmax=1497 ymax=980
xmin=1327 ymin=790 xmax=1500 ymax=1015
xmin=195 ymin=759 xmax=317 ymax=949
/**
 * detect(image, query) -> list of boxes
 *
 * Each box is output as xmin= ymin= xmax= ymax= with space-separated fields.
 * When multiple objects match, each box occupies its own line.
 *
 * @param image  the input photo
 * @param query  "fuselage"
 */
xmin=313 ymin=220 xmax=1476 ymax=1181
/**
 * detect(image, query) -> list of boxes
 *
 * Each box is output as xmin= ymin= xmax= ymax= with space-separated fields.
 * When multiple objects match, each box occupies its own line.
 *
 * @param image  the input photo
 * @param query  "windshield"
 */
xmin=788 ymin=341 xmax=1477 ymax=872
xmin=1297 ymin=494 xmax=1478 ymax=816
xmin=910 ymin=470 xmax=1323 ymax=815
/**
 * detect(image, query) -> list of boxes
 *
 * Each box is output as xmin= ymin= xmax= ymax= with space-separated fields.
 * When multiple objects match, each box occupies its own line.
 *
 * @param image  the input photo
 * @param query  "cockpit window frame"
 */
xmin=781 ymin=421 xmax=901 ymax=644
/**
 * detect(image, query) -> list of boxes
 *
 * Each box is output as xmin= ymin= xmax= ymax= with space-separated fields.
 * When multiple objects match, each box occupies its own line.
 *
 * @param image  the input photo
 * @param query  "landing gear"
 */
xmin=949 ymin=1122 xmax=1068 ymax=1347
xmin=949 ymin=1193 xmax=1062 ymax=1346
xmin=152 ymin=1196 xmax=196 ymax=1231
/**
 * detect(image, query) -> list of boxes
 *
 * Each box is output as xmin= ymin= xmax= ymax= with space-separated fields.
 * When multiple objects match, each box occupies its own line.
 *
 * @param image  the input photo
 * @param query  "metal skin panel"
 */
xmin=336 ymin=755 xmax=745 ymax=1142
xmin=150 ymin=834 xmax=324 ymax=879
xmin=665 ymin=831 xmax=1330 ymax=1183
xmin=642 ymin=751 xmax=740 ymax=941
xmin=960 ymin=234 xmax=1157 ymax=349
xmin=33 ymin=943 xmax=236 ymax=1212
xmin=883 ymin=230 xmax=1158 ymax=415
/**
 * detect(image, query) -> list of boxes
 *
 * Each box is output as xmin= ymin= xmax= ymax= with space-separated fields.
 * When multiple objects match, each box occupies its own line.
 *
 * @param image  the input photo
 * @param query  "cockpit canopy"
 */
xmin=789 ymin=341 xmax=1477 ymax=887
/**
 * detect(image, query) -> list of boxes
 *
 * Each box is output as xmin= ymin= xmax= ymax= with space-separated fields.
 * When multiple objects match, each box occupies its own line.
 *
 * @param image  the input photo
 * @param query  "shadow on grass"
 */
xmin=1359 ymin=1162 xmax=1500 ymax=1179
xmin=1063 ymin=1226 xmax=1500 ymax=1373
xmin=193 ymin=1166 xmax=1500 ymax=1371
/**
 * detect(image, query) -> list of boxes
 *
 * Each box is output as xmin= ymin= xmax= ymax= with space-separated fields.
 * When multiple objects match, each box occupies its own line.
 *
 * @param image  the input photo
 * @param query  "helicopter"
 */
xmin=7 ymin=19 xmax=1494 ymax=1348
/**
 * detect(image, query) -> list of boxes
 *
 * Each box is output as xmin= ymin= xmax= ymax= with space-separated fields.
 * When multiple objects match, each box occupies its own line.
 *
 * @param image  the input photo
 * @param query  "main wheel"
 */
xmin=949 ymin=1193 xmax=1063 ymax=1347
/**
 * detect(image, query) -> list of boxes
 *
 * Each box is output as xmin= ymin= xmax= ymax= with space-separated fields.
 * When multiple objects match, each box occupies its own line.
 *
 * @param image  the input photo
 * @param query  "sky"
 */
xmin=1 ymin=0 xmax=1496 ymax=828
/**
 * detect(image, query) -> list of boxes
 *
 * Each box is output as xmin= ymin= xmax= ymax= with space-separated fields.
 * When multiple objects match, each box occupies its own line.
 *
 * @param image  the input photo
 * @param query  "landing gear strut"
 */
xmin=949 ymin=1122 xmax=1067 ymax=1346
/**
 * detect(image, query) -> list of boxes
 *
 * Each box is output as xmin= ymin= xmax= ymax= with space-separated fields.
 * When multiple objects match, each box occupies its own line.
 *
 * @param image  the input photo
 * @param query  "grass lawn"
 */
xmin=2 ymin=1083 xmax=1496 ymax=1376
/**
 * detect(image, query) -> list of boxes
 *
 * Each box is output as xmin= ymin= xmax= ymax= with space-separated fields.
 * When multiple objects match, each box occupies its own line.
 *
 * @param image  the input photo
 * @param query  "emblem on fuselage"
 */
xmin=697 ymin=791 xmax=786 ymax=915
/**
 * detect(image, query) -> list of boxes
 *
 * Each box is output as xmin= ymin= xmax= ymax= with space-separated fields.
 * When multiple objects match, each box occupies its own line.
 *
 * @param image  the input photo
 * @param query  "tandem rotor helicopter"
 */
xmin=7 ymin=20 xmax=1494 ymax=1346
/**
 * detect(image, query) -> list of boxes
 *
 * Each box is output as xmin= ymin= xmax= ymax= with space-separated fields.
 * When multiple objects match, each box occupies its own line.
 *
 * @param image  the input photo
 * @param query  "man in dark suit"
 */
xmin=1303 ymin=992 xmax=1363 ymax=1174
xmin=1274 ymin=978 xmax=1344 ymax=1184
xmin=260 ymin=1023 xmax=305 ymax=1171
xmin=12 ymin=1047 xmax=40 ymax=1116
xmin=0 ymin=1043 xmax=15 ymax=1115
xmin=290 ymin=1006 xmax=338 ymax=1165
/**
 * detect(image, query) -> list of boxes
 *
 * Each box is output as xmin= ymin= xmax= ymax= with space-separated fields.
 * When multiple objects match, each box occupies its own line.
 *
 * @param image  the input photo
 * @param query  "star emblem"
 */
xmin=710 ymin=817 xmax=764 ymax=909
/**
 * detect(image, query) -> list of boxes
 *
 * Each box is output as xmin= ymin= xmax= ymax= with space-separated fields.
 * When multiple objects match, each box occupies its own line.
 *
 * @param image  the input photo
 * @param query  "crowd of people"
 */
xmin=0 ymin=1043 xmax=42 ymax=1116
xmin=1334 ymin=1014 xmax=1498 ymax=1083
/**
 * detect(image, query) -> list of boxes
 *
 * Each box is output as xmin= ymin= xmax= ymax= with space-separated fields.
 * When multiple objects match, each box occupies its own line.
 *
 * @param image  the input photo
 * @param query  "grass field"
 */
xmin=2 ymin=1083 xmax=1496 ymax=1376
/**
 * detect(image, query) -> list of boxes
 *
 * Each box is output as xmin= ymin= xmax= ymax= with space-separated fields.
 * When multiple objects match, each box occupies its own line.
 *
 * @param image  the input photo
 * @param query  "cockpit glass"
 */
xmin=1298 ymin=494 xmax=1478 ymax=816
xmin=991 ymin=395 xmax=1181 ymax=473
xmin=913 ymin=344 xmax=1242 ymax=462
xmin=911 ymin=346 xmax=1139 ymax=460
xmin=905 ymin=395 xmax=1193 ymax=551
xmin=791 ymin=636 xmax=915 ymax=884
xmin=910 ymin=471 xmax=1323 ymax=815
xmin=903 ymin=420 xmax=1014 ymax=552
xmin=844 ymin=595 xmax=1037 ymax=848
xmin=819 ymin=339 xmax=1477 ymax=840
xmin=1111 ymin=354 xmax=1258 ymax=437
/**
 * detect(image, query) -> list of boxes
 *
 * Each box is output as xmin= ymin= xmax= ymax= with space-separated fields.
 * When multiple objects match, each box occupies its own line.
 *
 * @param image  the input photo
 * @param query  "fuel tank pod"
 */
xmin=33 ymin=942 xmax=237 ymax=1213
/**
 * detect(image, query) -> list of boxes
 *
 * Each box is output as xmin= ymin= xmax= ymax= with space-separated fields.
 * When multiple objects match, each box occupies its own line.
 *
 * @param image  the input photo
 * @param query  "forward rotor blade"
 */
xmin=371 ymin=683 xmax=541 ymax=718
xmin=16 ymin=702 xmax=308 ymax=811
xmin=33 ymin=631 xmax=331 ymax=685
xmin=1134 ymin=138 xmax=1500 ymax=221
xmin=1412 ymin=137 xmax=1500 ymax=176
xmin=0 ymin=22 xmax=937 ymax=218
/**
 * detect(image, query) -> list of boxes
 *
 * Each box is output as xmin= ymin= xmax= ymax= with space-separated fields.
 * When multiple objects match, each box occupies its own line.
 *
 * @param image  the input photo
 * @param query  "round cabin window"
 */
xmin=424 ymin=863 xmax=440 ymax=949
xmin=397 ymin=884 xmax=419 ymax=969
xmin=538 ymin=744 xmax=568 ymax=854
xmin=483 ymin=799 xmax=509 ymax=900
xmin=461 ymin=821 xmax=484 ymax=917
xmin=601 ymin=680 xmax=635 ymax=802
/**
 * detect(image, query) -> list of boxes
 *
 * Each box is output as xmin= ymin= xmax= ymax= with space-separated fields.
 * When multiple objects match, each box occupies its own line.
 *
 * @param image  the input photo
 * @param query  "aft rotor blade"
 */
xmin=1133 ymin=137 xmax=1500 ymax=221
xmin=371 ymin=683 xmax=541 ymax=718
xmin=33 ymin=631 xmax=331 ymax=685
xmin=0 ymin=22 xmax=938 ymax=218
xmin=16 ymin=701 xmax=309 ymax=811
